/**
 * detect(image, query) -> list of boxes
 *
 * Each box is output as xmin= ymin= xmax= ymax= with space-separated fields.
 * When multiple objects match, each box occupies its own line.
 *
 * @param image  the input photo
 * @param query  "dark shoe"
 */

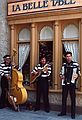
xmin=34 ymin=108 xmax=40 ymax=111
xmin=71 ymin=116 xmax=75 ymax=119
xmin=58 ymin=113 xmax=66 ymax=116
xmin=16 ymin=106 xmax=20 ymax=112
xmin=0 ymin=106 xmax=5 ymax=109
xmin=45 ymin=109 xmax=50 ymax=113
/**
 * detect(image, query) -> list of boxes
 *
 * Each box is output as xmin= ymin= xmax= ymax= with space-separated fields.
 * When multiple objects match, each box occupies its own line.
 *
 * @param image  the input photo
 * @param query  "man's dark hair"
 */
xmin=65 ymin=51 xmax=72 ymax=57
xmin=40 ymin=56 xmax=47 ymax=60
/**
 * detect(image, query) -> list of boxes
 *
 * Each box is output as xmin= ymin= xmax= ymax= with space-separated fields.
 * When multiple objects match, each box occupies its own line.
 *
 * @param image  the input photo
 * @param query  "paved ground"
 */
xmin=0 ymin=106 xmax=82 ymax=120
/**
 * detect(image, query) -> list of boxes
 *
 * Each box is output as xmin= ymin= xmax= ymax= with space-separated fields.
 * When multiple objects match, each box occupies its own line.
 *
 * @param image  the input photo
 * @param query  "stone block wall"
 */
xmin=0 ymin=0 xmax=10 ymax=63
xmin=28 ymin=90 xmax=82 ymax=113
xmin=0 ymin=0 xmax=10 ymax=95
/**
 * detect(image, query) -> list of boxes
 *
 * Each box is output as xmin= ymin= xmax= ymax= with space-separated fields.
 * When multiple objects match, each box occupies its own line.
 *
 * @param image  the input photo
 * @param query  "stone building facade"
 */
xmin=0 ymin=0 xmax=10 ymax=63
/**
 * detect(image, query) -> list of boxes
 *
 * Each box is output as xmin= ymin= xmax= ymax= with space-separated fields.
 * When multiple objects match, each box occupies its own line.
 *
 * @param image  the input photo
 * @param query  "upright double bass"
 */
xmin=8 ymin=49 xmax=28 ymax=106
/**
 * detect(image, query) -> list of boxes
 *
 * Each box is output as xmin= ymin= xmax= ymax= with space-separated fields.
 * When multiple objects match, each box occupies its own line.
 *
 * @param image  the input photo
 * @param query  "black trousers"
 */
xmin=0 ymin=76 xmax=9 ymax=108
xmin=61 ymin=84 xmax=76 ymax=117
xmin=35 ymin=77 xmax=49 ymax=111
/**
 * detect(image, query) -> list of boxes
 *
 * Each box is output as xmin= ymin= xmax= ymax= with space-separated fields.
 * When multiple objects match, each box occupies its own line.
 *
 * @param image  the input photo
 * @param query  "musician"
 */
xmin=58 ymin=51 xmax=81 ymax=119
xmin=32 ymin=56 xmax=51 ymax=112
xmin=0 ymin=55 xmax=12 ymax=108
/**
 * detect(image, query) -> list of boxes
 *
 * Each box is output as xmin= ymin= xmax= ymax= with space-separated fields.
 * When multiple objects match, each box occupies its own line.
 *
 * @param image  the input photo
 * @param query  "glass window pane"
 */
xmin=63 ymin=24 xmax=79 ymax=39
xmin=40 ymin=26 xmax=53 ymax=40
xmin=18 ymin=43 xmax=30 ymax=84
xmin=19 ymin=28 xmax=30 ymax=41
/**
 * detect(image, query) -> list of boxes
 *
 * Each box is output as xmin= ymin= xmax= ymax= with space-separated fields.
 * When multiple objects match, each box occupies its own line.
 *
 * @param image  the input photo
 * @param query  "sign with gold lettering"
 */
xmin=7 ymin=0 xmax=82 ymax=16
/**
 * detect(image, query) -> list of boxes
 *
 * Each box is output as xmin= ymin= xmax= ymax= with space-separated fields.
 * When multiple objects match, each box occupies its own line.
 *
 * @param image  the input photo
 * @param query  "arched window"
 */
xmin=62 ymin=24 xmax=79 ymax=62
xmin=39 ymin=26 xmax=53 ymax=87
xmin=63 ymin=24 xmax=79 ymax=39
xmin=40 ymin=26 xmax=53 ymax=40
xmin=18 ymin=28 xmax=30 ymax=82
xmin=19 ymin=28 xmax=30 ymax=41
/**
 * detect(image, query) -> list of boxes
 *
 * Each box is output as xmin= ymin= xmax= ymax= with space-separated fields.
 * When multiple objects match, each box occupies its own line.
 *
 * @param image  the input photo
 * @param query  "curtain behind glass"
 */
xmin=19 ymin=44 xmax=30 ymax=71
xmin=63 ymin=41 xmax=79 ymax=62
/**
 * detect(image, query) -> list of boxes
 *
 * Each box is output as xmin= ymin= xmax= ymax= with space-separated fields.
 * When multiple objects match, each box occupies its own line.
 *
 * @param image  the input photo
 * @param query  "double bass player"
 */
xmin=0 ymin=55 xmax=19 ymax=111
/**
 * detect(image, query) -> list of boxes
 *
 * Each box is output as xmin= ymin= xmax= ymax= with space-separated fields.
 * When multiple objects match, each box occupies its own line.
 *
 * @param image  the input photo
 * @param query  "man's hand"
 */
xmin=6 ymin=75 xmax=11 ymax=80
xmin=73 ymin=74 xmax=78 ymax=80
xmin=60 ymin=75 xmax=65 ymax=80
xmin=31 ymin=71 xmax=39 ymax=76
